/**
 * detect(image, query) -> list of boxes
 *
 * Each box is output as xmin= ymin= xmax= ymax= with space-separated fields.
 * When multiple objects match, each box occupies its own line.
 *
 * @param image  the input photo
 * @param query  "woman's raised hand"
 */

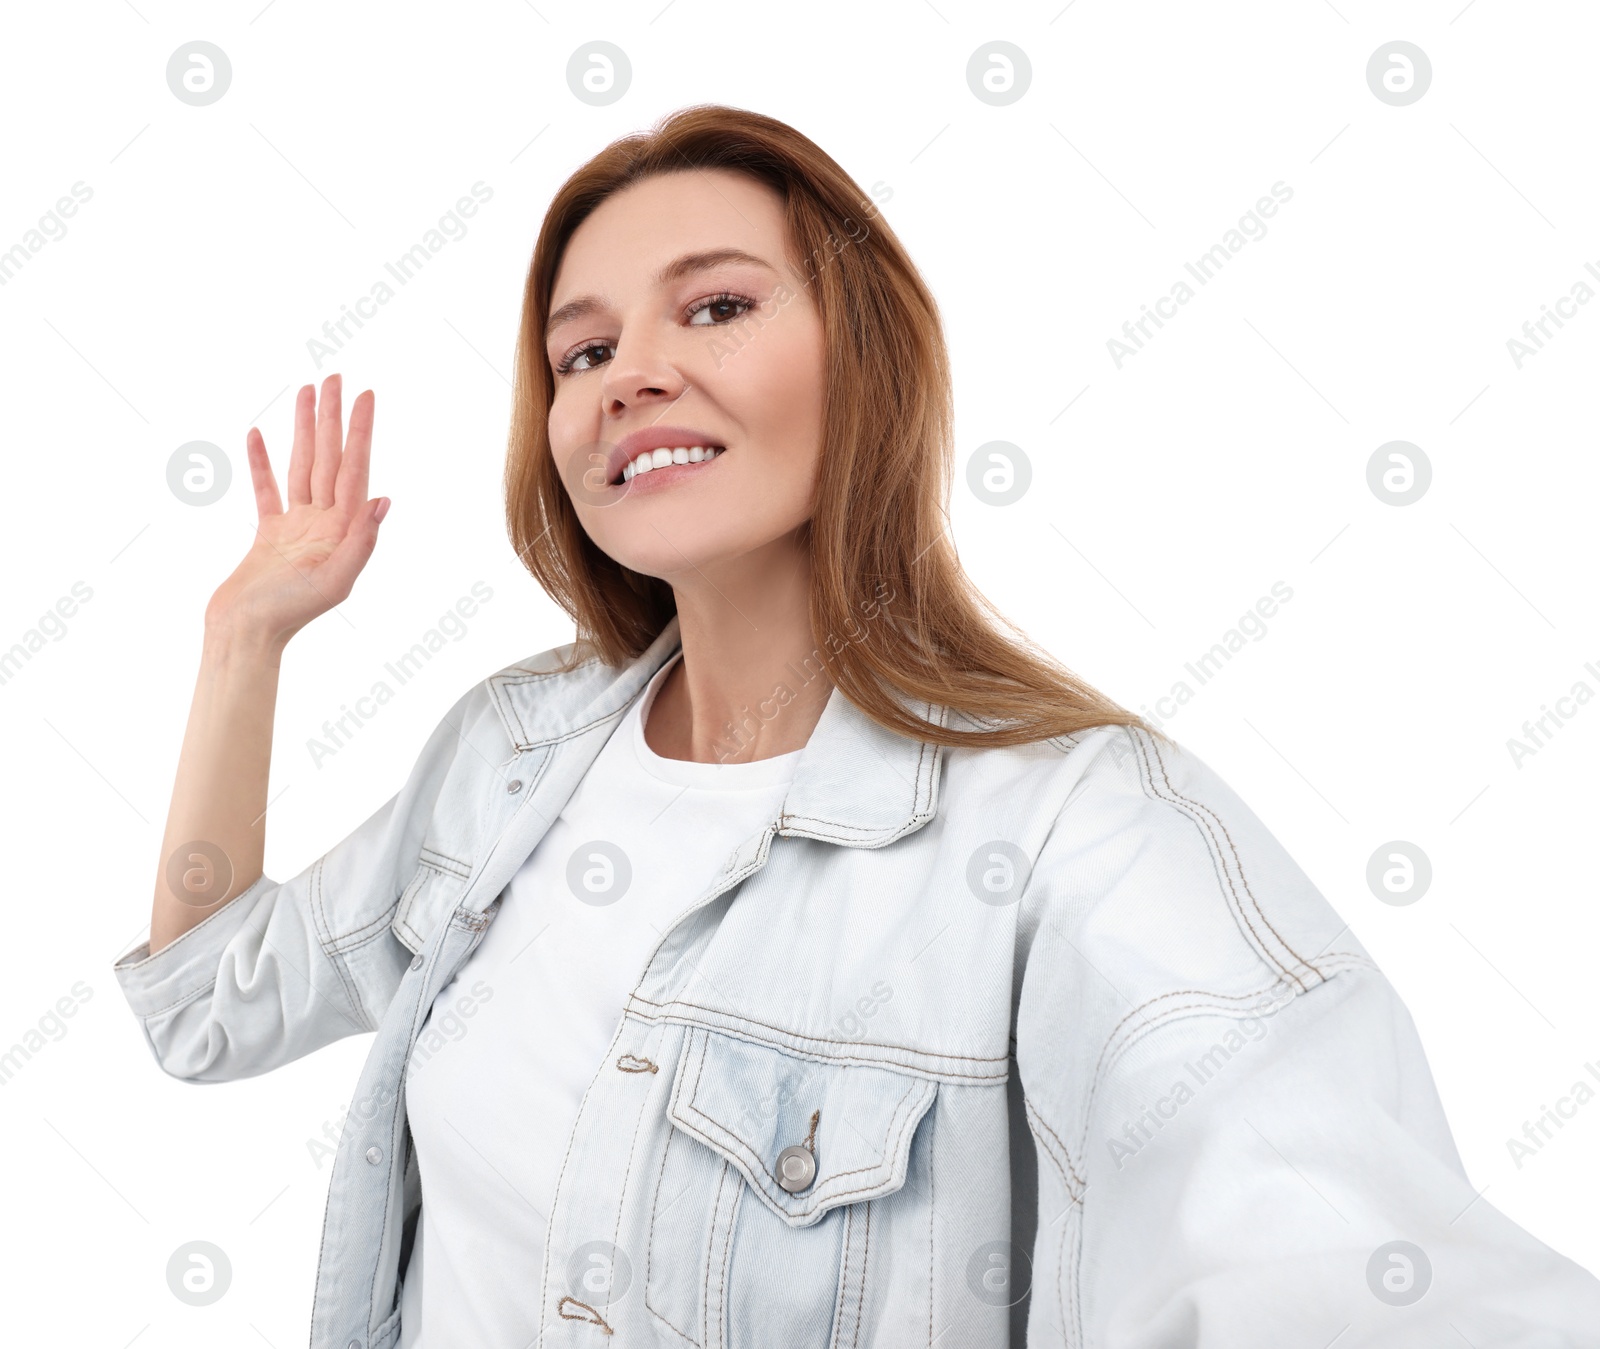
xmin=206 ymin=374 xmax=389 ymax=650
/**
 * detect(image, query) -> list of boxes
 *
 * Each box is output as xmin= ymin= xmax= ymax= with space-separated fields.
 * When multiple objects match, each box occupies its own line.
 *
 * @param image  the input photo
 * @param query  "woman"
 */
xmin=115 ymin=106 xmax=1598 ymax=1347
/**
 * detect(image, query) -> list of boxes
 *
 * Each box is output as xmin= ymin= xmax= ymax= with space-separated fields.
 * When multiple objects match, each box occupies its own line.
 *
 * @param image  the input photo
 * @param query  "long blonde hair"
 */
xmin=505 ymin=104 xmax=1165 ymax=749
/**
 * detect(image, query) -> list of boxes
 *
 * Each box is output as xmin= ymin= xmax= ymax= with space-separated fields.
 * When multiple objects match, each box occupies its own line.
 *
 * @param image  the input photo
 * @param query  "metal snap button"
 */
xmin=506 ymin=778 xmax=523 ymax=793
xmin=409 ymin=954 xmax=423 ymax=971
xmin=348 ymin=1340 xmax=363 ymax=1349
xmin=775 ymin=1144 xmax=816 ymax=1193
xmin=365 ymin=1146 xmax=383 ymax=1165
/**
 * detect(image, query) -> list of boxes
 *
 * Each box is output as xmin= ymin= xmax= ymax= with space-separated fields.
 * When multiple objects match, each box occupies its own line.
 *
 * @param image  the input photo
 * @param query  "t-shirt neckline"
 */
xmin=629 ymin=652 xmax=805 ymax=789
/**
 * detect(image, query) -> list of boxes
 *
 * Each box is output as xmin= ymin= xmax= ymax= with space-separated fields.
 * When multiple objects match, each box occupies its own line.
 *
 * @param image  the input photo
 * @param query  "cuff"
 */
xmin=111 ymin=873 xmax=277 ymax=1018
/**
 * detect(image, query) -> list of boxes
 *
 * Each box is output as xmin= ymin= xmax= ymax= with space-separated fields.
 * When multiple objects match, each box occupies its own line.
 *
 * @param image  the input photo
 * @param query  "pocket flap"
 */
xmin=391 ymin=848 xmax=472 ymax=954
xmin=665 ymin=1025 xmax=937 ymax=1228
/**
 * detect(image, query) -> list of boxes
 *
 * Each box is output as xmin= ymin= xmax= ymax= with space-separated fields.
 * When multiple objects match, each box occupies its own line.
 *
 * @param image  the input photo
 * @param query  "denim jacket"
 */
xmin=113 ymin=615 xmax=1600 ymax=1347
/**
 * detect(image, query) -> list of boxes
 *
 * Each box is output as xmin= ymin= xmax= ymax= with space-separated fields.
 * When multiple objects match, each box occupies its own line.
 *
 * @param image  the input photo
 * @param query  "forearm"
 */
xmin=148 ymin=625 xmax=285 ymax=954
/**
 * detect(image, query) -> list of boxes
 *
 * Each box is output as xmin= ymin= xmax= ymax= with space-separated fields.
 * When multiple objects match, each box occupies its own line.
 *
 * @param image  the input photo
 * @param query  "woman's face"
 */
xmin=544 ymin=168 xmax=827 ymax=584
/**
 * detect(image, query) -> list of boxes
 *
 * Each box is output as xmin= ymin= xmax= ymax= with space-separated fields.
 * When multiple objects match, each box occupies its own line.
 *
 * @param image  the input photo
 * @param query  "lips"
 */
xmin=604 ymin=426 xmax=727 ymax=486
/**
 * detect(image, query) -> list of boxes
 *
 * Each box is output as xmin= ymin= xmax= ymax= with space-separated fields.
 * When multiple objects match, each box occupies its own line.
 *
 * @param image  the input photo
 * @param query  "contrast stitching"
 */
xmin=782 ymin=740 xmax=937 ymax=840
xmin=365 ymin=1115 xmax=400 ymax=1337
xmin=310 ymin=855 xmax=334 ymax=948
xmin=605 ymin=1028 xmax=657 ymax=1326
xmin=328 ymin=880 xmax=413 ymax=948
xmin=1067 ymin=1162 xmax=1083 ymax=1349
xmin=852 ymin=1198 xmax=872 ymax=1349
xmin=625 ymin=846 xmax=777 ymax=997
xmin=538 ymin=978 xmax=648 ymax=1337
xmin=780 ymin=812 xmax=915 ymax=839
xmin=327 ymin=899 xmax=404 ymax=955
xmin=680 ymin=1035 xmax=918 ymax=1197
xmin=138 ymin=975 xmax=219 ymax=1020
xmin=1023 ymin=1098 xmax=1072 ymax=1194
xmin=311 ymin=860 xmax=367 ymax=1029
xmin=1129 ymin=727 xmax=1296 ymax=990
xmin=556 ymin=1296 xmax=613 ymax=1334
xmin=307 ymin=1129 xmax=342 ymax=1347
xmin=627 ymin=993 xmax=1008 ymax=1066
xmin=626 ymin=1005 xmax=1007 ymax=1082
xmin=381 ymin=867 xmax=450 ymax=954
xmin=1146 ymin=728 xmax=1314 ymax=975
xmin=926 ymin=1102 xmax=935 ymax=1348
xmin=499 ymin=697 xmax=636 ymax=752
xmin=1075 ymin=979 xmax=1295 ymax=1164
xmin=489 ymin=665 xmax=596 ymax=743
xmin=1097 ymin=956 xmax=1375 ymax=1088
xmin=1066 ymin=958 xmax=1376 ymax=1200
xmin=1085 ymin=980 xmax=1304 ymax=1094
xmin=1043 ymin=960 xmax=1382 ymax=1349
xmin=700 ymin=1160 xmax=728 ymax=1347
xmin=1136 ymin=728 xmax=1316 ymax=987
xmin=645 ymin=1129 xmax=698 ymax=1345
xmin=681 ymin=1061 xmax=931 ymax=1211
xmin=337 ymin=916 xmax=402 ymax=956
xmin=1023 ymin=1096 xmax=1085 ymax=1195
xmin=417 ymin=845 xmax=472 ymax=877
xmin=713 ymin=1163 xmax=742 ymax=1349
xmin=829 ymin=1204 xmax=858 ymax=1349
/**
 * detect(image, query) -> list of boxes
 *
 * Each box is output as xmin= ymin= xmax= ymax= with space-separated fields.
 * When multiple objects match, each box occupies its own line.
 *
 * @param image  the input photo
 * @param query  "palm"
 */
xmin=206 ymin=375 xmax=386 ymax=643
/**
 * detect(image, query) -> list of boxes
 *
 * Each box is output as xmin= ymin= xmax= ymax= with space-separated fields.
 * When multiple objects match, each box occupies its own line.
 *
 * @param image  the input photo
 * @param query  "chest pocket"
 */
xmin=645 ymin=1024 xmax=937 ymax=1348
xmin=391 ymin=846 xmax=473 ymax=955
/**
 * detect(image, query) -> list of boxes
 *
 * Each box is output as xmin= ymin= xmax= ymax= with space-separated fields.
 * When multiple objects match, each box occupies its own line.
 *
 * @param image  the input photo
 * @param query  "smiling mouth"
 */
xmin=617 ymin=444 xmax=725 ymax=485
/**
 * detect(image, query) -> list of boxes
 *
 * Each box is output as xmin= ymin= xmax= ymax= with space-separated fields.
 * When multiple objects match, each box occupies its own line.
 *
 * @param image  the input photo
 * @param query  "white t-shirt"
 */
xmin=398 ymin=653 xmax=802 ymax=1346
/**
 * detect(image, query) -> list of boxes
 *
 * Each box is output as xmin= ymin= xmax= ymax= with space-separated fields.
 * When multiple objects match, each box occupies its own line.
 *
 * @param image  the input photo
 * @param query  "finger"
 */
xmin=286 ymin=383 xmax=316 ymax=507
xmin=334 ymin=388 xmax=375 ymax=514
xmin=311 ymin=372 xmax=343 ymax=509
xmin=245 ymin=427 xmax=284 ymax=520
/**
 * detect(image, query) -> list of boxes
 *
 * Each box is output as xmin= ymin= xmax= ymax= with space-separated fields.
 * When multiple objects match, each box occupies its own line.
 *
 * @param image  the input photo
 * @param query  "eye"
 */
xmin=552 ymin=291 xmax=758 ymax=377
xmin=554 ymin=340 xmax=612 ymax=377
xmin=686 ymin=291 xmax=756 ymax=326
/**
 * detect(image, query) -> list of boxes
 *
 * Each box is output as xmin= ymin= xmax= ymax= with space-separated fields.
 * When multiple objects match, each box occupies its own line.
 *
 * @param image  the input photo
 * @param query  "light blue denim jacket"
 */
xmin=113 ymin=615 xmax=1600 ymax=1347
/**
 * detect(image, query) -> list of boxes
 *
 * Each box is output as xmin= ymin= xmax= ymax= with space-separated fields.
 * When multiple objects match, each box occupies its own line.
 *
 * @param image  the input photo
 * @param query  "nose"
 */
xmin=598 ymin=326 xmax=692 ymax=419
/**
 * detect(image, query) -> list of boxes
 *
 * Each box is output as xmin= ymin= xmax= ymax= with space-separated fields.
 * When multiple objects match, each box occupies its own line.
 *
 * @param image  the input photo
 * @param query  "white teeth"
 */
xmin=618 ymin=445 xmax=723 ymax=483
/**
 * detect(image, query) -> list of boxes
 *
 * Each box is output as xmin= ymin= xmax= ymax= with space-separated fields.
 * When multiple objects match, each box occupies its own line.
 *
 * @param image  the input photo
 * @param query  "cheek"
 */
xmin=726 ymin=332 xmax=824 ymax=515
xmin=732 ymin=315 xmax=825 ymax=441
xmin=546 ymin=392 xmax=581 ymax=449
xmin=545 ymin=399 xmax=605 ymax=496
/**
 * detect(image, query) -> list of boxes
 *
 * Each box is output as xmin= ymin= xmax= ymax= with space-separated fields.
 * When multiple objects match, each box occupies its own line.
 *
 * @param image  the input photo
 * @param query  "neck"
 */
xmin=645 ymin=535 xmax=833 ymax=764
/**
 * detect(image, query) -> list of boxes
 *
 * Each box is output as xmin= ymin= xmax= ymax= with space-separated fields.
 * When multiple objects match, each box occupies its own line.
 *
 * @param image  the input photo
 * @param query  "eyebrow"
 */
xmin=544 ymin=247 xmax=778 ymax=342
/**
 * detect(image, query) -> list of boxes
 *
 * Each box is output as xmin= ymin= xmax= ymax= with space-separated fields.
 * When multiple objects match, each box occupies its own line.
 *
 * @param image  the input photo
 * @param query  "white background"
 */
xmin=1 ymin=1 xmax=1596 ymax=1343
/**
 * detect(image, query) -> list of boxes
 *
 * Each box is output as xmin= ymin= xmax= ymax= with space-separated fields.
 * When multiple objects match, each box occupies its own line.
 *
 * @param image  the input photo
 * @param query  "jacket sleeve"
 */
xmin=1014 ymin=727 xmax=1600 ymax=1347
xmin=110 ymin=682 xmax=486 ymax=1084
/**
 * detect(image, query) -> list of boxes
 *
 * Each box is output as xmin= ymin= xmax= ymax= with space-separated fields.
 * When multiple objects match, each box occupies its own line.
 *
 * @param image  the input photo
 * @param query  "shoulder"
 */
xmin=958 ymin=723 xmax=1373 ymax=1000
xmin=990 ymin=725 xmax=1381 ymax=1134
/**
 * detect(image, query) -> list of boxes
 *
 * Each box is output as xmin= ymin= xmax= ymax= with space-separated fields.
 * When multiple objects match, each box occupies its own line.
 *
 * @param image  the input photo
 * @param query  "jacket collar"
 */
xmin=486 ymin=614 xmax=944 ymax=849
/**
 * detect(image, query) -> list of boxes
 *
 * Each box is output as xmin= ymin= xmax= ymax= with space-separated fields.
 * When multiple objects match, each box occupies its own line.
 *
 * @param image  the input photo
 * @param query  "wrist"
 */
xmin=201 ymin=620 xmax=290 ymax=668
